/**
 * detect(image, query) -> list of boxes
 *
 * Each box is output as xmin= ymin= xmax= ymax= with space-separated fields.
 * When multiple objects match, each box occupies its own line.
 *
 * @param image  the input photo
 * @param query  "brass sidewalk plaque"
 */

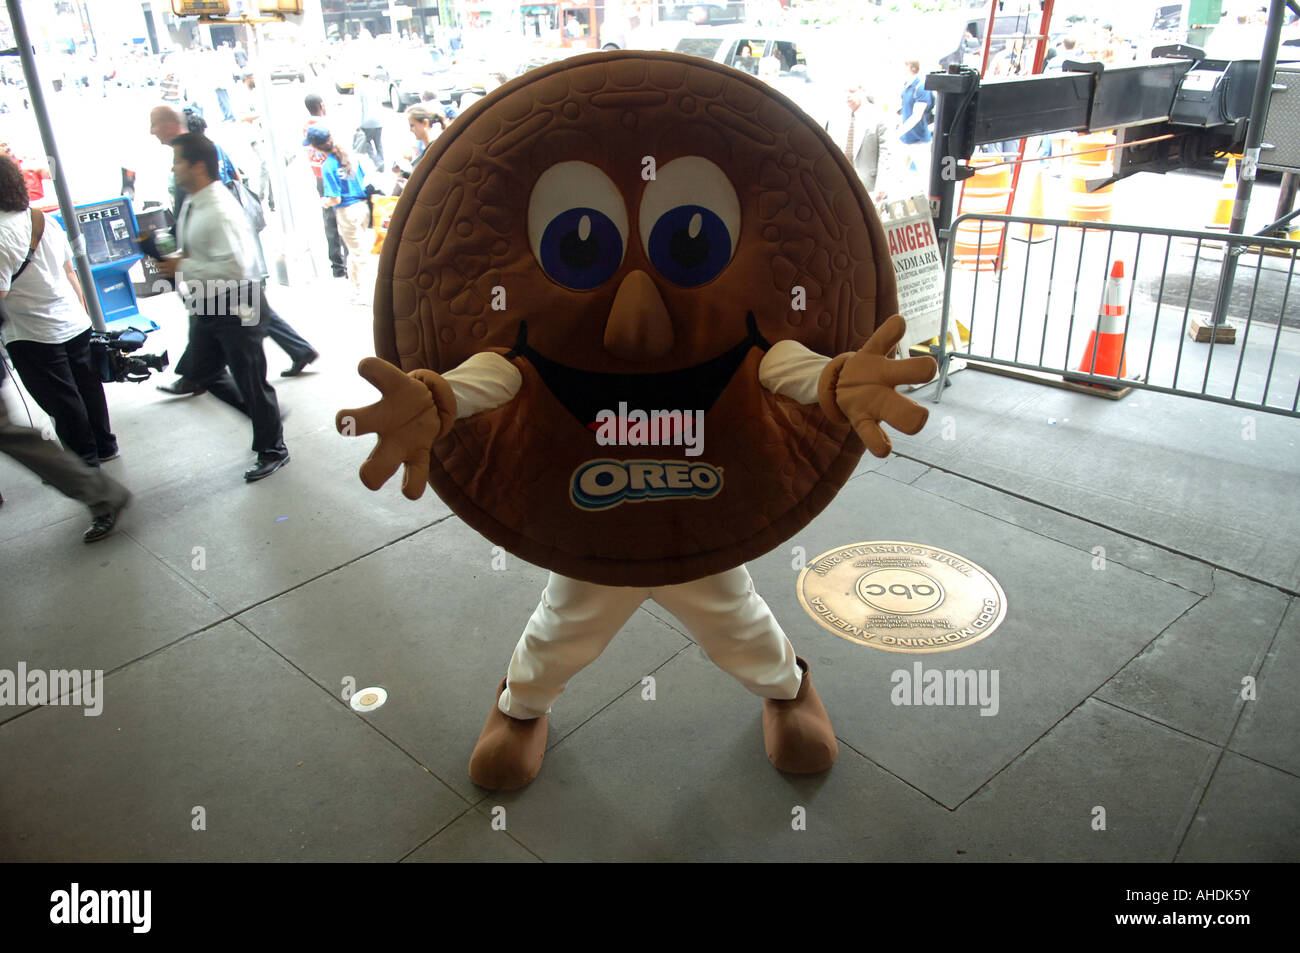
xmin=797 ymin=542 xmax=1007 ymax=653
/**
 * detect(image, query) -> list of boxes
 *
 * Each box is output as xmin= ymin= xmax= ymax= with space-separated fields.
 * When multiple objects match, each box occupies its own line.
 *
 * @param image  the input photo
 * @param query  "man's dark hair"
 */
xmin=0 ymin=155 xmax=30 ymax=213
xmin=183 ymin=105 xmax=208 ymax=134
xmin=304 ymin=93 xmax=324 ymax=115
xmin=172 ymin=132 xmax=219 ymax=182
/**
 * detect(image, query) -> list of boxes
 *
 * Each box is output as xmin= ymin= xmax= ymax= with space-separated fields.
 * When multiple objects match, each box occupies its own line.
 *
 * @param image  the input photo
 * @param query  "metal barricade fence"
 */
xmin=931 ymin=213 xmax=1300 ymax=418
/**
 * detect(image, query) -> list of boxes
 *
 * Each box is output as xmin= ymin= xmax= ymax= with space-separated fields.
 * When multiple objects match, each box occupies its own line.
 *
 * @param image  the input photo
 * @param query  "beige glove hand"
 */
xmin=335 ymin=356 xmax=457 ymax=500
xmin=817 ymin=314 xmax=937 ymax=458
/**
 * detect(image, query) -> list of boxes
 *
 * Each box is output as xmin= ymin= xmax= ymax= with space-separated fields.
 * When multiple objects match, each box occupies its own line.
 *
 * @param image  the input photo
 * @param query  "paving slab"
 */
xmin=874 ymin=455 xmax=930 ymax=485
xmin=1177 ymin=752 xmax=1300 ymax=862
xmin=913 ymin=468 xmax=1215 ymax=594
xmin=1229 ymin=599 xmax=1300 ymax=776
xmin=0 ymin=282 xmax=373 ymax=542
xmin=948 ymin=699 xmax=1218 ymax=861
xmin=236 ymin=516 xmax=691 ymax=801
xmin=896 ymin=372 xmax=1300 ymax=590
xmin=117 ymin=424 xmax=448 ymax=615
xmin=1097 ymin=573 xmax=1290 ymax=746
xmin=3 ymin=262 xmax=1295 ymax=862
xmin=403 ymin=809 xmax=542 ymax=863
xmin=0 ymin=621 xmax=466 ymax=862
xmin=0 ymin=528 xmax=225 ymax=725
xmin=736 ymin=471 xmax=1201 ymax=808
xmin=466 ymin=648 xmax=957 ymax=862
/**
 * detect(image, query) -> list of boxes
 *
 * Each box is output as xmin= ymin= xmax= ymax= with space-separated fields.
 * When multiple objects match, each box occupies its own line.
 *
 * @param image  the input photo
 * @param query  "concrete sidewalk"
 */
xmin=0 ymin=280 xmax=1296 ymax=862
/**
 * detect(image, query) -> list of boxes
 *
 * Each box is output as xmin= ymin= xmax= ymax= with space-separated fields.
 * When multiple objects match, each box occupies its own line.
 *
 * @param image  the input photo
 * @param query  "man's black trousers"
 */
xmin=174 ymin=289 xmax=314 ymax=380
xmin=184 ymin=296 xmax=286 ymax=461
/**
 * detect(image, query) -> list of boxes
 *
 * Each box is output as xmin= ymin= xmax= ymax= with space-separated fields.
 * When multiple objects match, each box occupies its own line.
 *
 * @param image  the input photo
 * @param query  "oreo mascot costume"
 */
xmin=337 ymin=51 xmax=937 ymax=790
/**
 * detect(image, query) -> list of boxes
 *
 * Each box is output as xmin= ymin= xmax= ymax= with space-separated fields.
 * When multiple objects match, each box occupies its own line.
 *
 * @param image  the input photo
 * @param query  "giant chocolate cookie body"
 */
xmin=375 ymin=51 xmax=898 ymax=586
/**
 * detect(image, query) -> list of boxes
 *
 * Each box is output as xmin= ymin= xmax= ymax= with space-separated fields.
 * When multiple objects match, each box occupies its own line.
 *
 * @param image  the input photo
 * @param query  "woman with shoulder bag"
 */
xmin=0 ymin=155 xmax=119 ymax=470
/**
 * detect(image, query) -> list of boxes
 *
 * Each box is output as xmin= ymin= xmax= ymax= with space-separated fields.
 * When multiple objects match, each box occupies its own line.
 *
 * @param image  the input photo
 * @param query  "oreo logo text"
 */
xmin=572 ymin=459 xmax=723 ymax=510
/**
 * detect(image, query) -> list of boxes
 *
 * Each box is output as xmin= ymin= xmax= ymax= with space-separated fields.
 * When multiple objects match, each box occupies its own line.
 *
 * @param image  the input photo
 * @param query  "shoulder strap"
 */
xmin=11 ymin=208 xmax=45 ymax=283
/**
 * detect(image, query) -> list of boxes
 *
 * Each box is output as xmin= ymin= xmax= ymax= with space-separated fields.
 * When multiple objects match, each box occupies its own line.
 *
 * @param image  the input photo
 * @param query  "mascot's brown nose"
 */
xmin=604 ymin=270 xmax=673 ymax=362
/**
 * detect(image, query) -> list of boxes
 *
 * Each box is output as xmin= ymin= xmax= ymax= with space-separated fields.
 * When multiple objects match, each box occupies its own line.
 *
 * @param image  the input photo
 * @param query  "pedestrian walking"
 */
xmin=405 ymin=104 xmax=446 ymax=162
xmin=304 ymin=93 xmax=348 ymax=279
xmin=0 ymin=361 xmax=131 ymax=543
xmin=307 ymin=126 xmax=370 ymax=304
xmin=0 ymin=155 xmax=118 ymax=470
xmin=898 ymin=59 xmax=934 ymax=195
xmin=147 ymin=106 xmax=318 ymax=394
xmin=154 ymin=134 xmax=289 ymax=483
xmin=356 ymin=71 xmax=384 ymax=165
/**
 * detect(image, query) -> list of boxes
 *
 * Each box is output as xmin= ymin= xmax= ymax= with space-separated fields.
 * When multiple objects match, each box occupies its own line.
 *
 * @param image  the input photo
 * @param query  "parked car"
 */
xmin=511 ymin=48 xmax=591 ymax=78
xmin=937 ymin=4 xmax=1038 ymax=70
xmin=375 ymin=47 xmax=456 ymax=109
xmin=269 ymin=62 xmax=306 ymax=83
xmin=659 ymin=2 xmax=748 ymax=27
xmin=672 ymin=28 xmax=842 ymax=129
xmin=329 ymin=44 xmax=385 ymax=94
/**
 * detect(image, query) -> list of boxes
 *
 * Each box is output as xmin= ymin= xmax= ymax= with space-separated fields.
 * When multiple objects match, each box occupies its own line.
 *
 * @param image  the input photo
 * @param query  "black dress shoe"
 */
xmin=157 ymin=378 xmax=206 ymax=396
xmin=84 ymin=495 xmax=130 ymax=543
xmin=244 ymin=454 xmax=289 ymax=482
xmin=280 ymin=350 xmax=320 ymax=377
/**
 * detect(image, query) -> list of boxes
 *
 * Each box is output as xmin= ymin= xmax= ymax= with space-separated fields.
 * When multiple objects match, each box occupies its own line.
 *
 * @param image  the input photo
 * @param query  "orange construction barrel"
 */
xmin=1064 ymin=132 xmax=1116 ymax=224
xmin=953 ymin=156 xmax=1012 ymax=271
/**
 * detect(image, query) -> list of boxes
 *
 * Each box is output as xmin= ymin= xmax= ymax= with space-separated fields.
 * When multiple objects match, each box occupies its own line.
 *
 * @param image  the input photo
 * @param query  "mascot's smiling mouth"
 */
xmin=506 ymin=313 xmax=772 ymax=431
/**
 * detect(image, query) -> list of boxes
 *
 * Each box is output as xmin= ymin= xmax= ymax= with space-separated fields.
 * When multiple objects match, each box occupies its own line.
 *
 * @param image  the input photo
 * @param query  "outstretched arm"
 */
xmin=335 ymin=352 xmax=521 ymax=499
xmin=759 ymin=316 xmax=936 ymax=457
xmin=816 ymin=314 xmax=936 ymax=457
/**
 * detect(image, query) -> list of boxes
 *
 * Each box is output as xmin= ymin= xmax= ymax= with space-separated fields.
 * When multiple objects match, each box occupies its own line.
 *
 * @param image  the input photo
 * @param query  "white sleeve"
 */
xmin=758 ymin=339 xmax=832 ymax=405
xmin=0 ymin=217 xmax=32 ymax=292
xmin=442 ymin=351 xmax=522 ymax=419
xmin=0 ymin=246 xmax=17 ymax=293
xmin=53 ymin=220 xmax=73 ymax=265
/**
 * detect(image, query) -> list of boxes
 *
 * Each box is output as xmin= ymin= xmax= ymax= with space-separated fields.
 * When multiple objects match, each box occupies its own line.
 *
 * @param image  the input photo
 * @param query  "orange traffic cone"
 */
xmin=1013 ymin=166 xmax=1052 ymax=243
xmin=1207 ymin=158 xmax=1238 ymax=229
xmin=1073 ymin=260 xmax=1129 ymax=386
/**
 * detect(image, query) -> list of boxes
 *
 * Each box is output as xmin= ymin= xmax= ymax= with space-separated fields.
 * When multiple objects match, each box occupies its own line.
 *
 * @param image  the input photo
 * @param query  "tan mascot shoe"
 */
xmin=468 ymin=679 xmax=548 ymax=790
xmin=763 ymin=658 xmax=838 ymax=774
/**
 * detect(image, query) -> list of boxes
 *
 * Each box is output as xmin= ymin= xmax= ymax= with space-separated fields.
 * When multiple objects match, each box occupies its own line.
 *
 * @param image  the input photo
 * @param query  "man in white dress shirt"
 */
xmin=156 ymin=134 xmax=289 ymax=482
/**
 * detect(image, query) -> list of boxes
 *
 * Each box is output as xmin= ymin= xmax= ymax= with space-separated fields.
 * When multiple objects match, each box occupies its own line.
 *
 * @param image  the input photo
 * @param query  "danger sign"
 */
xmin=880 ymin=195 xmax=945 ymax=348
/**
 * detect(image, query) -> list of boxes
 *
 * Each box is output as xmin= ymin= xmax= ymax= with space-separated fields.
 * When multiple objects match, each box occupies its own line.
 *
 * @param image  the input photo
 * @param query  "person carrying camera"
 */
xmin=0 ymin=154 xmax=119 ymax=470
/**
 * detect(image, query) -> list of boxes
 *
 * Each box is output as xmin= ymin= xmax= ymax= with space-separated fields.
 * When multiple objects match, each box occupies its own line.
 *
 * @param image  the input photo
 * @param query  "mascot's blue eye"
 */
xmin=647 ymin=205 xmax=732 ymax=287
xmin=538 ymin=207 xmax=624 ymax=290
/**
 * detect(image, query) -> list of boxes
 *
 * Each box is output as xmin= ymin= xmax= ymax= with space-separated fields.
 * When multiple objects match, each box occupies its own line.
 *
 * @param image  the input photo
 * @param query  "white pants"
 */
xmin=498 ymin=565 xmax=804 ymax=719
xmin=334 ymin=201 xmax=369 ymax=292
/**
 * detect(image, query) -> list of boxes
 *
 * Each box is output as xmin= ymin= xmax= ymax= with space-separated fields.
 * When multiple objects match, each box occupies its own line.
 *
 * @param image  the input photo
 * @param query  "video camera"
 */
xmin=89 ymin=326 xmax=168 ymax=384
